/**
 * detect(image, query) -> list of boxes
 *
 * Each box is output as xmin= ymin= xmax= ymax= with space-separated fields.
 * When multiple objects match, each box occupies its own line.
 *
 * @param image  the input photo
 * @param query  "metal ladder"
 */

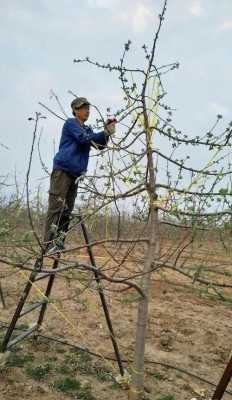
xmin=0 ymin=213 xmax=124 ymax=376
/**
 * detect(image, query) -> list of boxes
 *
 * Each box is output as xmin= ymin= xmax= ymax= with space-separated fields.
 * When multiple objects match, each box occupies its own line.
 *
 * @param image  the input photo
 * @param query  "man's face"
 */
xmin=75 ymin=104 xmax=90 ymax=121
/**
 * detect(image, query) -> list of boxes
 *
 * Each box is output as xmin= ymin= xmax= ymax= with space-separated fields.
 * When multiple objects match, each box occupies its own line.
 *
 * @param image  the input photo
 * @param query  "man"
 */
xmin=43 ymin=96 xmax=116 ymax=253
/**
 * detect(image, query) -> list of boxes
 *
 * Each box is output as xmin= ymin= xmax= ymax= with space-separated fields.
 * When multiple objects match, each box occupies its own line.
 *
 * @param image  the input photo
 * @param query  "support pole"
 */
xmin=212 ymin=356 xmax=232 ymax=400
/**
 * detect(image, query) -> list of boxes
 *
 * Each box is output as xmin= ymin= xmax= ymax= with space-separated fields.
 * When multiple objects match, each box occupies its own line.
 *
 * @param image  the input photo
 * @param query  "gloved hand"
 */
xmin=104 ymin=118 xmax=117 ymax=136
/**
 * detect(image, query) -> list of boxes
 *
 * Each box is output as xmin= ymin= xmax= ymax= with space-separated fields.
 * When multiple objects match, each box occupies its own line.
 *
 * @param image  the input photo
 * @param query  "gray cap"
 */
xmin=71 ymin=97 xmax=90 ymax=109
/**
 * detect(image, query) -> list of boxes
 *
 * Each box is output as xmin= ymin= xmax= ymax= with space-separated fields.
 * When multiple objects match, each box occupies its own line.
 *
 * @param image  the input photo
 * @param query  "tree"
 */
xmin=71 ymin=1 xmax=232 ymax=397
xmin=1 ymin=1 xmax=232 ymax=399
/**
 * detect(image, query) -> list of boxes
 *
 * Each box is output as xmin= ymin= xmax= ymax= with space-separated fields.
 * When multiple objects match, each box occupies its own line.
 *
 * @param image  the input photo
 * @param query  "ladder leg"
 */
xmin=36 ymin=257 xmax=60 ymax=329
xmin=78 ymin=214 xmax=124 ymax=376
xmin=0 ymin=281 xmax=6 ymax=309
xmin=1 ymin=266 xmax=40 ymax=352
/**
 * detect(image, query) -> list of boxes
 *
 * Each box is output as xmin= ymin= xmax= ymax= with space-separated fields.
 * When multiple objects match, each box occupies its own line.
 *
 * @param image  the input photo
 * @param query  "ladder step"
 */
xmin=34 ymin=272 xmax=51 ymax=282
xmin=19 ymin=300 xmax=47 ymax=317
xmin=6 ymin=324 xmax=38 ymax=350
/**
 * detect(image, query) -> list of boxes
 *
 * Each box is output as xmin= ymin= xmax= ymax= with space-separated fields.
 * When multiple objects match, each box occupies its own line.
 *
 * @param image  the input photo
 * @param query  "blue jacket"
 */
xmin=53 ymin=118 xmax=109 ymax=177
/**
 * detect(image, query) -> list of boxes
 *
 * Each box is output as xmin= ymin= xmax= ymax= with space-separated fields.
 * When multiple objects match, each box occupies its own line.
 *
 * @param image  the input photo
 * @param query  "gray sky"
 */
xmin=1 ymin=0 xmax=231 ymax=196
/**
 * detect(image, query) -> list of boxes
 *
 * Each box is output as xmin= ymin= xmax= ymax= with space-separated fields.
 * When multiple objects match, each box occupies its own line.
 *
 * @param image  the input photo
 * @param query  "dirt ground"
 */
xmin=0 ymin=234 xmax=232 ymax=400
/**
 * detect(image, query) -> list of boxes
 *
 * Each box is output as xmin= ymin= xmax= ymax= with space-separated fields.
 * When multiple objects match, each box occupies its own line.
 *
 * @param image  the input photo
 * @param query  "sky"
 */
xmin=0 ymin=0 xmax=232 ymax=198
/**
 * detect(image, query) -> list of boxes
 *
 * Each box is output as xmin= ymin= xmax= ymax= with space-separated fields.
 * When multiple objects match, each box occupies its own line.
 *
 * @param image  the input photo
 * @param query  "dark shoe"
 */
xmin=46 ymin=242 xmax=65 ymax=255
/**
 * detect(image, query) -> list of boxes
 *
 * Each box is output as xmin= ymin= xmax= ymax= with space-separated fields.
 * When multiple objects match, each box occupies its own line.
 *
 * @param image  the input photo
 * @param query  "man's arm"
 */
xmin=89 ymin=126 xmax=110 ymax=150
xmin=90 ymin=119 xmax=116 ymax=149
xmin=90 ymin=118 xmax=116 ymax=149
xmin=65 ymin=118 xmax=110 ymax=146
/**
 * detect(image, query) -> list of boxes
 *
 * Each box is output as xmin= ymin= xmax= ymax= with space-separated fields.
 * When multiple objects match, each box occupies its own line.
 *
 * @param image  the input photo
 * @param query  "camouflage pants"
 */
xmin=43 ymin=169 xmax=78 ymax=247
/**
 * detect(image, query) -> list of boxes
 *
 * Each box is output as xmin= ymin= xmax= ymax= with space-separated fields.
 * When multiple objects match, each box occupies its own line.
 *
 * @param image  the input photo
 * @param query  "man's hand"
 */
xmin=104 ymin=118 xmax=117 ymax=136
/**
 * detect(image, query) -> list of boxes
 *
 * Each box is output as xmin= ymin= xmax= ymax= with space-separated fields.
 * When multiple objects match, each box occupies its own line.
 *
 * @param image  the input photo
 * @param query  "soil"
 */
xmin=0 ymin=232 xmax=232 ymax=400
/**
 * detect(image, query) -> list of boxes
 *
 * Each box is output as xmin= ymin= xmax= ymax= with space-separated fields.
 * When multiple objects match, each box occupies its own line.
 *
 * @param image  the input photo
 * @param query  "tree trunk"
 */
xmin=129 ymin=203 xmax=159 ymax=399
xmin=129 ymin=113 xmax=159 ymax=398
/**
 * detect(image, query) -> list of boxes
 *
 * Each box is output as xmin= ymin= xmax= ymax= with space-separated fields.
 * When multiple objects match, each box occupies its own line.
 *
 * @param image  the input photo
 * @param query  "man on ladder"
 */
xmin=44 ymin=97 xmax=116 ymax=253
xmin=1 ymin=98 xmax=125 ymax=377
